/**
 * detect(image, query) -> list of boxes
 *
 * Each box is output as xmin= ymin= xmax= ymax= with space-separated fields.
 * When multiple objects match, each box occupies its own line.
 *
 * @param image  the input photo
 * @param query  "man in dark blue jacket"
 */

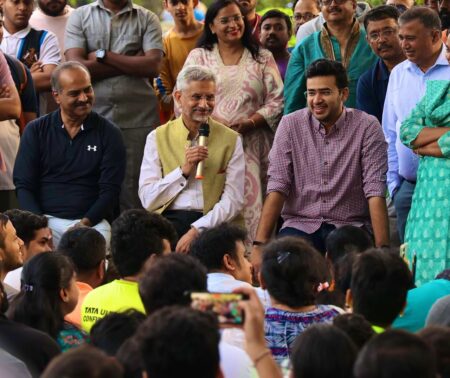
xmin=13 ymin=61 xmax=126 ymax=247
xmin=356 ymin=5 xmax=405 ymax=123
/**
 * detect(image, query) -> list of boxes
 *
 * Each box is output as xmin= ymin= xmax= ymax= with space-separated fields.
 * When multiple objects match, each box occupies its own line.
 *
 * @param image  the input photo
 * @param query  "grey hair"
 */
xmin=176 ymin=65 xmax=216 ymax=91
xmin=51 ymin=61 xmax=91 ymax=92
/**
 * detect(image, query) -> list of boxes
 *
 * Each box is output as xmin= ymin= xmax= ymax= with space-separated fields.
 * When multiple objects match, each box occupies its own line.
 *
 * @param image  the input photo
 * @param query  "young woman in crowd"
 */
xmin=8 ymin=252 xmax=88 ymax=352
xmin=261 ymin=237 xmax=341 ymax=363
xmin=181 ymin=0 xmax=284 ymax=242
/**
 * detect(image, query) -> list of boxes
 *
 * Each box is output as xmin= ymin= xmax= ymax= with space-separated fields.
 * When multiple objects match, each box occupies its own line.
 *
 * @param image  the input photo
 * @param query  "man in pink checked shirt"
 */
xmin=252 ymin=59 xmax=390 ymax=268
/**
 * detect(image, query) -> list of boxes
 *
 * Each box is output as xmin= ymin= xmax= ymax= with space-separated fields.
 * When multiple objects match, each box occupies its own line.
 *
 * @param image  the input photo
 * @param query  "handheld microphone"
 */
xmin=195 ymin=123 xmax=210 ymax=180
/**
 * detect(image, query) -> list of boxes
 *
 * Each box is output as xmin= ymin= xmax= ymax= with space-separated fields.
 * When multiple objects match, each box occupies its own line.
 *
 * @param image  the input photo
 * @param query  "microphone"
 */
xmin=195 ymin=123 xmax=210 ymax=180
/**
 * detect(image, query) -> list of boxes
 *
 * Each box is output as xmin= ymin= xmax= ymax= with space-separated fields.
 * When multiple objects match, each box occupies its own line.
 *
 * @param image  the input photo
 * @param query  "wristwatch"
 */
xmin=96 ymin=49 xmax=106 ymax=62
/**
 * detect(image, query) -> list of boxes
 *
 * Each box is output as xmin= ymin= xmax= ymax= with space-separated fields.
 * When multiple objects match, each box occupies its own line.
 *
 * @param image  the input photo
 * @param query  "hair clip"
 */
xmin=317 ymin=282 xmax=330 ymax=293
xmin=277 ymin=251 xmax=291 ymax=265
xmin=23 ymin=284 xmax=34 ymax=292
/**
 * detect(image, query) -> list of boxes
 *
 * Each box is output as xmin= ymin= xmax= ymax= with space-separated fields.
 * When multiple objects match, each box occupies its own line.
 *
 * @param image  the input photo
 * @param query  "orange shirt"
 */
xmin=65 ymin=281 xmax=93 ymax=329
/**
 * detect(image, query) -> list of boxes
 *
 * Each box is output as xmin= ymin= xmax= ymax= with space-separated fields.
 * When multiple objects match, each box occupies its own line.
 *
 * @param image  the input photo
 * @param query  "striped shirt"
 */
xmin=265 ymin=305 xmax=340 ymax=363
xmin=267 ymin=107 xmax=387 ymax=234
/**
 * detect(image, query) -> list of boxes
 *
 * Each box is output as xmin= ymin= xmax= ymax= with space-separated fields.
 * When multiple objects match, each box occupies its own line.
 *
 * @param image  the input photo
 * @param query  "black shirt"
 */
xmin=0 ymin=316 xmax=60 ymax=377
xmin=13 ymin=110 xmax=126 ymax=225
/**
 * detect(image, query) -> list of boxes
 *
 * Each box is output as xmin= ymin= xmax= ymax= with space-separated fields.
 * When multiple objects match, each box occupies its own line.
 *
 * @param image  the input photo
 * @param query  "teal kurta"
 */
xmin=400 ymin=80 xmax=450 ymax=286
xmin=284 ymin=23 xmax=376 ymax=115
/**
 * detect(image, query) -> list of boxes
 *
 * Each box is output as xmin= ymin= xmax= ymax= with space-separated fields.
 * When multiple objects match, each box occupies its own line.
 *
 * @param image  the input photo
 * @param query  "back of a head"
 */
xmin=419 ymin=326 xmax=450 ymax=378
xmin=261 ymin=237 xmax=329 ymax=307
xmin=325 ymin=225 xmax=373 ymax=264
xmin=110 ymin=210 xmax=177 ymax=277
xmin=354 ymin=330 xmax=437 ymax=378
xmin=190 ymin=223 xmax=247 ymax=271
xmin=136 ymin=306 xmax=220 ymax=378
xmin=351 ymin=249 xmax=413 ymax=327
xmin=138 ymin=253 xmax=207 ymax=313
xmin=9 ymin=252 xmax=75 ymax=338
xmin=291 ymin=324 xmax=357 ymax=378
xmin=58 ymin=227 xmax=106 ymax=275
xmin=90 ymin=310 xmax=146 ymax=356
xmin=4 ymin=209 xmax=48 ymax=246
xmin=426 ymin=294 xmax=450 ymax=328
xmin=42 ymin=345 xmax=122 ymax=378
xmin=333 ymin=313 xmax=375 ymax=351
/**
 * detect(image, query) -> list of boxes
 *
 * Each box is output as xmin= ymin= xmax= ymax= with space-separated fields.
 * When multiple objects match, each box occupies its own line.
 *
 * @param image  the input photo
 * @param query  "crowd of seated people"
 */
xmin=0 ymin=0 xmax=450 ymax=375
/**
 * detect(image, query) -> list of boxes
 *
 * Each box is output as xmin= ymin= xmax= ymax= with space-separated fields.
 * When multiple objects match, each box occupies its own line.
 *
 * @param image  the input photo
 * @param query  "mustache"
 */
xmin=377 ymin=43 xmax=392 ymax=50
xmin=329 ymin=7 xmax=341 ymax=12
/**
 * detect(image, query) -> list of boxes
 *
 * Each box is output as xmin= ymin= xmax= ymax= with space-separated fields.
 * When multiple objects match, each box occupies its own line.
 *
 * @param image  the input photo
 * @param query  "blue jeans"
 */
xmin=278 ymin=224 xmax=336 ymax=254
xmin=392 ymin=180 xmax=415 ymax=244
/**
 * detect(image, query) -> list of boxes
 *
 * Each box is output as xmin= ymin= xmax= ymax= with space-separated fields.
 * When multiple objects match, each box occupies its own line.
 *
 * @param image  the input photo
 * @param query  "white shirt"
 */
xmin=4 ymin=267 xmax=22 ymax=291
xmin=1 ymin=25 xmax=61 ymax=115
xmin=219 ymin=340 xmax=254 ymax=378
xmin=207 ymin=272 xmax=271 ymax=308
xmin=296 ymin=13 xmax=324 ymax=44
xmin=138 ymin=128 xmax=245 ymax=231
xmin=1 ymin=25 xmax=61 ymax=67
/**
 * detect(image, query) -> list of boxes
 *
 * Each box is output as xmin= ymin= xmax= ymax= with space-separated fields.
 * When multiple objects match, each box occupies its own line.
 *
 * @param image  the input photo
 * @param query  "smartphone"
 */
xmin=189 ymin=292 xmax=248 ymax=326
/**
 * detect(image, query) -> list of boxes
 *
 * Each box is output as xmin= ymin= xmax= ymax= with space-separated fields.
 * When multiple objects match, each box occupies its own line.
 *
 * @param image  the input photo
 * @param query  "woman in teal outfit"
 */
xmin=400 ymin=80 xmax=450 ymax=286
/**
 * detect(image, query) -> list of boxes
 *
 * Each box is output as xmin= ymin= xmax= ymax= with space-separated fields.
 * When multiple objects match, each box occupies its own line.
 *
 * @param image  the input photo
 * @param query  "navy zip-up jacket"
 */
xmin=13 ymin=110 xmax=126 ymax=225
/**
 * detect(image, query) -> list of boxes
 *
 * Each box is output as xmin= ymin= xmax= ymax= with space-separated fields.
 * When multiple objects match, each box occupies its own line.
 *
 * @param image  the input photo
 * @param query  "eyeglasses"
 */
xmin=217 ymin=14 xmax=244 ymax=25
xmin=367 ymin=28 xmax=397 ymax=42
xmin=304 ymin=89 xmax=336 ymax=98
xmin=190 ymin=94 xmax=215 ymax=102
xmin=293 ymin=12 xmax=318 ymax=22
xmin=320 ymin=0 xmax=349 ymax=6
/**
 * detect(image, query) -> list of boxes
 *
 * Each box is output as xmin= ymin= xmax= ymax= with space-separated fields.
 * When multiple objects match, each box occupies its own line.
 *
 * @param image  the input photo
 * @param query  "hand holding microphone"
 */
xmin=195 ymin=123 xmax=210 ymax=179
xmin=181 ymin=123 xmax=209 ymax=179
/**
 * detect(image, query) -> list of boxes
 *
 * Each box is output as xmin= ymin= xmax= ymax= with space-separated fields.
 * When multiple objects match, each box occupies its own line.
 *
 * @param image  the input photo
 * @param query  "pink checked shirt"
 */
xmin=267 ymin=108 xmax=387 ymax=234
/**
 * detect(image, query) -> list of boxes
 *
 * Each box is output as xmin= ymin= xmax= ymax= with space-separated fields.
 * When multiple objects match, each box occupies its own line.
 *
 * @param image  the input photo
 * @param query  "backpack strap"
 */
xmin=17 ymin=29 xmax=47 ymax=69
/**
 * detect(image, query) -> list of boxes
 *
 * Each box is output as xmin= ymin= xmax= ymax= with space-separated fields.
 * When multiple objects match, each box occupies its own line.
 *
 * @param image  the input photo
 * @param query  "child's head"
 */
xmin=291 ymin=324 xmax=357 ymax=378
xmin=164 ymin=0 xmax=198 ymax=24
xmin=349 ymin=249 xmax=412 ymax=328
xmin=9 ymin=252 xmax=78 ymax=338
xmin=333 ymin=313 xmax=375 ymax=350
xmin=419 ymin=326 xmax=450 ymax=378
xmin=354 ymin=330 xmax=437 ymax=378
xmin=261 ymin=237 xmax=329 ymax=308
xmin=325 ymin=225 xmax=373 ymax=264
xmin=42 ymin=345 xmax=123 ymax=378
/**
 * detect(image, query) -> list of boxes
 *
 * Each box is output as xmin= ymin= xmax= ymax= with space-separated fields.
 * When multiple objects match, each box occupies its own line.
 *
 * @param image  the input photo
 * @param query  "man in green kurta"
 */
xmin=284 ymin=0 xmax=377 ymax=114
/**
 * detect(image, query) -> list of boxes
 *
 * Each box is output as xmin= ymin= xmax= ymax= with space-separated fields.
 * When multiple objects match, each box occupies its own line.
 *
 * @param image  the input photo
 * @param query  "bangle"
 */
xmin=252 ymin=240 xmax=266 ymax=246
xmin=248 ymin=118 xmax=256 ymax=128
xmin=253 ymin=349 xmax=271 ymax=367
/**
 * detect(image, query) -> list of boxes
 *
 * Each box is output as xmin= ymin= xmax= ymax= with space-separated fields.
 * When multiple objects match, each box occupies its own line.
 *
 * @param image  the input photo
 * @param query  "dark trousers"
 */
xmin=392 ymin=180 xmax=415 ymax=244
xmin=278 ymin=223 xmax=336 ymax=254
xmin=162 ymin=210 xmax=203 ymax=242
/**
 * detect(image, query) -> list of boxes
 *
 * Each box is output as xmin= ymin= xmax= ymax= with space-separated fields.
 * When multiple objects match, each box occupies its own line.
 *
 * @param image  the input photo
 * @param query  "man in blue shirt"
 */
xmin=382 ymin=7 xmax=450 ymax=243
xmin=356 ymin=5 xmax=405 ymax=123
xmin=13 ymin=61 xmax=126 ymax=247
